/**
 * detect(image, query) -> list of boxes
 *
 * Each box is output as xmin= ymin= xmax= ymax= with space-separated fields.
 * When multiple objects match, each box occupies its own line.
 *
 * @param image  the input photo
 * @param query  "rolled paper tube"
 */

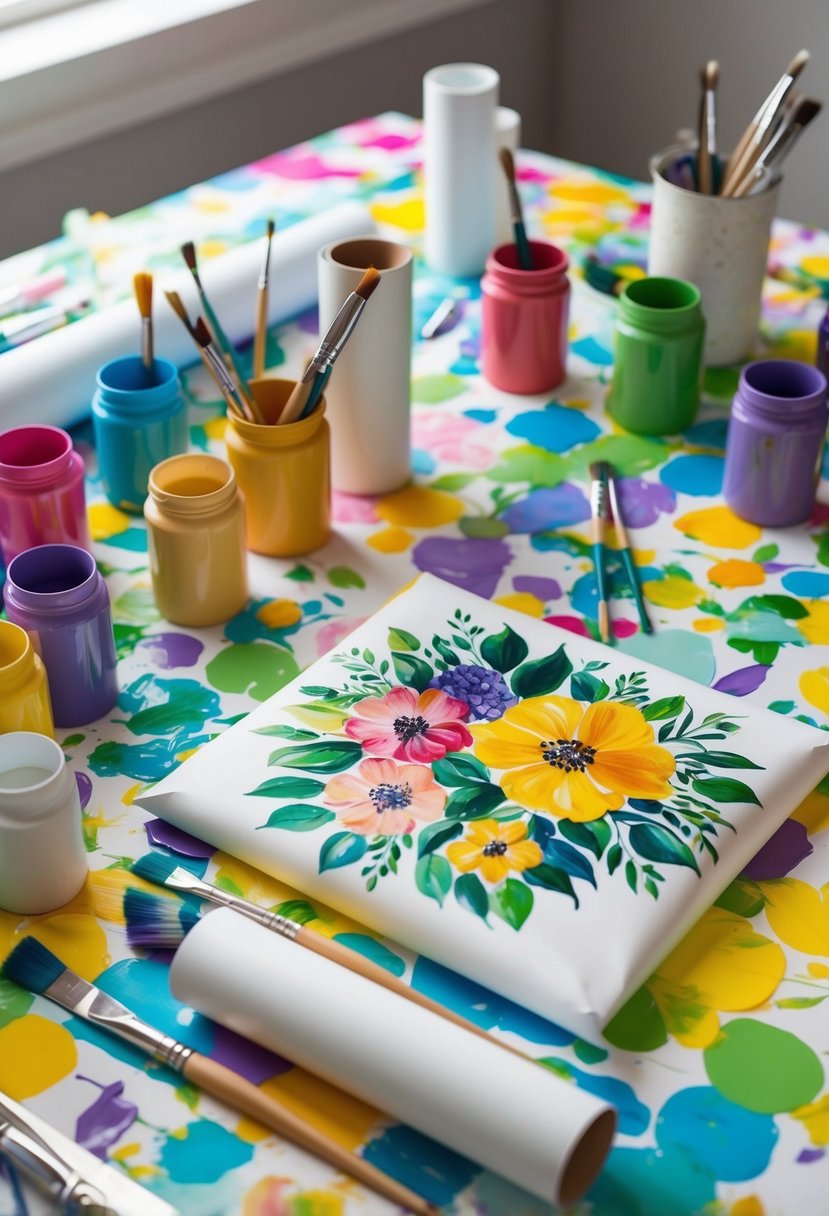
xmin=0 ymin=202 xmax=375 ymax=429
xmin=170 ymin=908 xmax=617 ymax=1207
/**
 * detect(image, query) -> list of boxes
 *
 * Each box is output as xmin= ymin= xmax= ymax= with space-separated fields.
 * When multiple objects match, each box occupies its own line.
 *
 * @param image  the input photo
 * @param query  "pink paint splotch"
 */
xmin=316 ymin=617 xmax=368 ymax=657
xmin=252 ymin=153 xmax=362 ymax=181
xmin=411 ymin=412 xmax=496 ymax=471
xmin=332 ymin=490 xmax=380 ymax=523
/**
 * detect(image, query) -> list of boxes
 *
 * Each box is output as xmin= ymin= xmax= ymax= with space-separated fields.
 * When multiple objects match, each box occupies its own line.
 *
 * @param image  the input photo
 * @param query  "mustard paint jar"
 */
xmin=225 ymin=377 xmax=331 ymax=557
xmin=144 ymin=454 xmax=248 ymax=627
xmin=0 ymin=619 xmax=55 ymax=737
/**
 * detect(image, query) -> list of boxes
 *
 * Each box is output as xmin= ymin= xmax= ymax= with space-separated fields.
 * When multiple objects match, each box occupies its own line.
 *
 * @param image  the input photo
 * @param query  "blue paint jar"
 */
xmin=92 ymin=355 xmax=188 ymax=512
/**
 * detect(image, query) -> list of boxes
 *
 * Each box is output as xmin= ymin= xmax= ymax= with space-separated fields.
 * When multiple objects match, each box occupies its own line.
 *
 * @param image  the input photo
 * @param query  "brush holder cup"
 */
xmin=608 ymin=276 xmax=705 ymax=436
xmin=93 ymin=355 xmax=188 ymax=513
xmin=0 ymin=424 xmax=90 ymax=563
xmin=0 ymin=619 xmax=54 ymax=737
xmin=481 ymin=240 xmax=570 ymax=394
xmin=649 ymin=144 xmax=780 ymax=366
xmin=226 ymin=377 xmax=331 ymax=557
xmin=723 ymin=360 xmax=828 ymax=527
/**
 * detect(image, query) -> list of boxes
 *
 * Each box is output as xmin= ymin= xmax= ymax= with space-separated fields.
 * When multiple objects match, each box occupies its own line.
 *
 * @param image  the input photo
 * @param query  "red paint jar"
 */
xmin=481 ymin=240 xmax=570 ymax=394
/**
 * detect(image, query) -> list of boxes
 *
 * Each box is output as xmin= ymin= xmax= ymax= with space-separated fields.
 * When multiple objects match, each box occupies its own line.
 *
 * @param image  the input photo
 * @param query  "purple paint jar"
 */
xmin=722 ymin=359 xmax=828 ymax=527
xmin=0 ymin=425 xmax=89 ymax=563
xmin=4 ymin=544 xmax=118 ymax=727
xmin=817 ymin=305 xmax=829 ymax=381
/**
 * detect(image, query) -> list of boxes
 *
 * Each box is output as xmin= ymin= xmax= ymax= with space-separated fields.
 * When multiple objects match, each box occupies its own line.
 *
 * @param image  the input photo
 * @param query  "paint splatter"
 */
xmin=704 ymin=1018 xmax=824 ymax=1112
xmin=205 ymin=643 xmax=300 ymax=701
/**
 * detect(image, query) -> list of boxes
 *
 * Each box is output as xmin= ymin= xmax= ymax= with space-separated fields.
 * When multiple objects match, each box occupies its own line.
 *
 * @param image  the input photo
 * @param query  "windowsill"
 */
xmin=0 ymin=0 xmax=487 ymax=172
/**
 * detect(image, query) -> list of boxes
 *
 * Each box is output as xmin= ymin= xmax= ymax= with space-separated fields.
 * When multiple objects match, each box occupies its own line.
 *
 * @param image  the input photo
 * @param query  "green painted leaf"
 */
xmin=327 ymin=565 xmax=366 ymax=589
xmin=257 ymin=804 xmax=335 ymax=831
xmin=319 ymin=831 xmax=368 ymax=872
xmin=391 ymin=651 xmax=434 ymax=692
xmin=570 ymin=671 xmax=609 ymax=702
xmin=333 ymin=933 xmax=406 ymax=976
xmin=715 ymin=879 xmax=766 ymax=918
xmin=253 ymin=725 xmax=319 ymax=741
xmin=417 ymin=820 xmax=463 ymax=857
xmin=628 ymin=823 xmax=700 ymax=873
xmin=510 ymin=645 xmax=573 ymax=698
xmin=524 ymin=863 xmax=578 ymax=905
xmin=642 ymin=696 xmax=686 ymax=722
xmin=269 ymin=741 xmax=362 ymax=773
xmin=246 ymin=776 xmax=325 ymax=799
xmin=429 ymin=471 xmax=478 ymax=491
xmin=558 ymin=818 xmax=611 ymax=858
xmin=541 ymin=838 xmax=597 ymax=886
xmin=695 ymin=751 xmax=764 ymax=770
xmin=415 ymin=854 xmax=452 ymax=906
xmin=454 ymin=872 xmax=490 ymax=920
xmin=776 ymin=995 xmax=829 ymax=1010
xmin=480 ymin=624 xmax=529 ymax=673
xmin=753 ymin=543 xmax=779 ymax=563
xmin=490 ymin=878 xmax=534 ymax=930
xmin=388 ymin=627 xmax=420 ymax=652
xmin=625 ymin=859 xmax=638 ymax=892
xmin=285 ymin=564 xmax=314 ymax=582
xmin=431 ymin=753 xmax=491 ymax=786
xmin=274 ymin=899 xmax=318 ymax=924
xmin=607 ymin=842 xmax=623 ymax=874
xmin=0 ymin=975 xmax=33 ymax=1028
xmin=603 ymin=984 xmax=668 ymax=1051
xmin=444 ymin=783 xmax=505 ymax=820
xmin=692 ymin=776 xmax=762 ymax=806
xmin=742 ymin=593 xmax=808 ymax=619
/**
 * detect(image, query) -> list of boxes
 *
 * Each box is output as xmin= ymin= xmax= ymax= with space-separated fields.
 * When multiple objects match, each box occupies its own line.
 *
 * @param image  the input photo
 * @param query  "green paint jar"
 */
xmin=608 ymin=277 xmax=705 ymax=436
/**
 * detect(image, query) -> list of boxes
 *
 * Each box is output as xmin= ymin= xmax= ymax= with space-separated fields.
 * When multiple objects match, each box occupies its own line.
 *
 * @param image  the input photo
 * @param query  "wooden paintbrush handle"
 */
xmin=295 ymin=927 xmax=529 ymax=1062
xmin=182 ymin=1052 xmax=434 ymax=1215
xmin=253 ymin=290 xmax=268 ymax=380
xmin=279 ymin=377 xmax=312 ymax=425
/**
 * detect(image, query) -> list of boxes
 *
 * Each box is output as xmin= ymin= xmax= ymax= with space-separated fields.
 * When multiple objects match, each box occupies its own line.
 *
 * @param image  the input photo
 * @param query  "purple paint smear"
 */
xmin=136 ymin=632 xmax=204 ymax=670
xmin=798 ymin=1148 xmax=825 ymax=1164
xmin=213 ymin=1024 xmax=292 ymax=1083
xmin=616 ymin=477 xmax=676 ymax=528
xmin=412 ymin=536 xmax=512 ymax=599
xmin=712 ymin=664 xmax=770 ymax=697
xmin=145 ymin=819 xmax=216 ymax=859
xmin=75 ymin=770 xmax=92 ymax=810
xmin=75 ymin=1077 xmax=138 ymax=1160
xmin=741 ymin=818 xmax=813 ymax=881
xmin=512 ymin=575 xmax=562 ymax=602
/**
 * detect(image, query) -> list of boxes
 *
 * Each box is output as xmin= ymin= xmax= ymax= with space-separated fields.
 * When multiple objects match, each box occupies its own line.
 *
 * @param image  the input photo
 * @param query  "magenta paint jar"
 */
xmin=5 ymin=544 xmax=118 ymax=727
xmin=481 ymin=240 xmax=570 ymax=394
xmin=0 ymin=425 xmax=90 ymax=563
xmin=723 ymin=359 xmax=828 ymax=527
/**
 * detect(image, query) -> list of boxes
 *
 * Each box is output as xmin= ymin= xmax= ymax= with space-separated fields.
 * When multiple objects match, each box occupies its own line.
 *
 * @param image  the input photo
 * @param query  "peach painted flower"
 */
xmin=324 ymin=757 xmax=446 ymax=835
xmin=344 ymin=686 xmax=472 ymax=762
xmin=446 ymin=819 xmax=543 ymax=883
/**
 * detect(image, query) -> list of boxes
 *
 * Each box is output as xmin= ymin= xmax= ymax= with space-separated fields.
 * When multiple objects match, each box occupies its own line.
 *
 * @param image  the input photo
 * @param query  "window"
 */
xmin=0 ymin=0 xmax=94 ymax=28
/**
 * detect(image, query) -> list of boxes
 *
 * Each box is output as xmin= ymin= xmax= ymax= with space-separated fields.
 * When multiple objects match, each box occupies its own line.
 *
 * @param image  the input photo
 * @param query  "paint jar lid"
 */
xmin=148 ymin=453 xmax=239 ymax=518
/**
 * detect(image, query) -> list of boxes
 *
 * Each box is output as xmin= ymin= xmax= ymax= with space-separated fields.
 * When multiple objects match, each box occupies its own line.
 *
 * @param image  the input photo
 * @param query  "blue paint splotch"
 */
xmin=541 ymin=1058 xmax=649 ymax=1136
xmin=116 ymin=675 xmax=222 ymax=737
xmin=781 ymin=570 xmax=829 ymax=598
xmin=88 ymin=735 xmax=212 ymax=782
xmin=501 ymin=484 xmax=591 ymax=533
xmin=660 ymin=454 xmax=724 ymax=497
xmin=571 ymin=336 xmax=614 ymax=366
xmin=363 ymin=1124 xmax=479 ymax=1207
xmin=656 ymin=1086 xmax=778 ymax=1181
xmin=506 ymin=403 xmax=601 ymax=453
xmin=159 ymin=1120 xmax=253 ymax=1184
xmin=335 ymin=933 xmax=406 ymax=976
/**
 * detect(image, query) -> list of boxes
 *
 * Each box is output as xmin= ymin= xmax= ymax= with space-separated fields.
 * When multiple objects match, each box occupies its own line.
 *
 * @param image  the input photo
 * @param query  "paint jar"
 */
xmin=0 ymin=424 xmax=90 ymax=563
xmin=226 ymin=377 xmax=330 ymax=556
xmin=0 ymin=620 xmax=54 ymax=737
xmin=144 ymin=453 xmax=248 ymax=627
xmin=481 ymin=240 xmax=570 ymax=394
xmin=92 ymin=355 xmax=188 ymax=513
xmin=816 ymin=306 xmax=829 ymax=381
xmin=0 ymin=731 xmax=87 ymax=914
xmin=5 ymin=544 xmax=118 ymax=728
xmin=723 ymin=360 xmax=828 ymax=526
xmin=608 ymin=277 xmax=705 ymax=436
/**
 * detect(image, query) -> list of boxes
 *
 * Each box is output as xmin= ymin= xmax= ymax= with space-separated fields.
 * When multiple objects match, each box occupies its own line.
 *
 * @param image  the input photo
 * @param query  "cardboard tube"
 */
xmin=170 ymin=908 xmax=616 ymax=1206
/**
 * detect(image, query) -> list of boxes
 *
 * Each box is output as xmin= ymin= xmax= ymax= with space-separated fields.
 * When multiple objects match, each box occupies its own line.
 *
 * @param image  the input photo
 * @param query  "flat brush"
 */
xmin=194 ymin=317 xmax=261 ymax=424
xmin=133 ymin=271 xmax=154 ymax=381
xmin=253 ymin=218 xmax=275 ymax=380
xmin=498 ymin=147 xmax=533 ymax=269
xmin=180 ymin=240 xmax=251 ymax=403
xmin=280 ymin=265 xmax=381 ymax=425
xmin=605 ymin=464 xmax=652 ymax=634
xmin=124 ymin=888 xmax=201 ymax=949
xmin=722 ymin=49 xmax=809 ymax=195
xmin=2 ymin=938 xmax=435 ymax=1216
xmin=731 ymin=96 xmax=822 ymax=198
xmin=589 ymin=461 xmax=611 ymax=644
xmin=696 ymin=60 xmax=719 ymax=194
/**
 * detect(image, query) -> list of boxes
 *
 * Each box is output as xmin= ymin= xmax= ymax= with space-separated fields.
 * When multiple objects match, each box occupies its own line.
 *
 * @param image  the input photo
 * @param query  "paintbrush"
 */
xmin=589 ymin=461 xmax=611 ymax=644
xmin=194 ymin=318 xmax=263 ymax=424
xmin=128 ymin=855 xmax=532 ymax=1061
xmin=133 ymin=271 xmax=154 ymax=381
xmin=165 ymin=288 xmax=235 ymax=402
xmin=604 ymin=462 xmax=652 ymax=635
xmin=180 ymin=240 xmax=251 ymax=399
xmin=731 ymin=96 xmax=822 ymax=198
xmin=721 ymin=49 xmax=809 ymax=195
xmin=280 ymin=266 xmax=381 ymax=425
xmin=125 ymin=888 xmax=201 ymax=949
xmin=0 ymin=1106 xmax=116 ymax=1215
xmin=252 ymin=218 xmax=275 ymax=380
xmin=2 ymin=937 xmax=435 ymax=1216
xmin=696 ymin=60 xmax=719 ymax=194
xmin=498 ymin=147 xmax=533 ymax=269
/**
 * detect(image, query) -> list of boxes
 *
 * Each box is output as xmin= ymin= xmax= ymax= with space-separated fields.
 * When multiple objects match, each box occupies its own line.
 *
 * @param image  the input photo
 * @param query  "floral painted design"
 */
xmin=344 ymin=686 xmax=472 ymax=762
xmin=429 ymin=662 xmax=518 ymax=720
xmin=324 ymin=757 xmax=445 ymax=835
xmin=446 ymin=820 xmax=543 ymax=883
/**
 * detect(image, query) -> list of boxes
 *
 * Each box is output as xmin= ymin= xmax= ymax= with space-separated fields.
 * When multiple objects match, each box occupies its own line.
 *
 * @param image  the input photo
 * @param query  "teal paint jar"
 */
xmin=607 ymin=277 xmax=705 ymax=436
xmin=92 ymin=356 xmax=188 ymax=512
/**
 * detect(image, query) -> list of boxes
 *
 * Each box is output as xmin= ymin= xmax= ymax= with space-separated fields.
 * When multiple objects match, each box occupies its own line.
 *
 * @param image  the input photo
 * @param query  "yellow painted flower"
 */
xmin=446 ymin=820 xmax=542 ymax=884
xmin=473 ymin=696 xmax=675 ymax=821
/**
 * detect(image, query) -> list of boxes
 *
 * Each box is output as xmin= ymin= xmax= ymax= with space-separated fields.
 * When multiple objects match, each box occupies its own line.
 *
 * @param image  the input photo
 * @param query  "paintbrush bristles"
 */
xmin=165 ymin=290 xmax=193 ymax=331
xmin=786 ymin=49 xmax=810 ymax=79
xmin=355 ymin=265 xmax=381 ymax=301
xmin=193 ymin=317 xmax=213 ymax=348
xmin=180 ymin=241 xmax=198 ymax=276
xmin=3 ymin=937 xmax=65 ymax=993
xmin=703 ymin=60 xmax=719 ymax=91
xmin=133 ymin=272 xmax=153 ymax=318
xmin=498 ymin=146 xmax=516 ymax=182
xmin=266 ymin=218 xmax=275 ymax=239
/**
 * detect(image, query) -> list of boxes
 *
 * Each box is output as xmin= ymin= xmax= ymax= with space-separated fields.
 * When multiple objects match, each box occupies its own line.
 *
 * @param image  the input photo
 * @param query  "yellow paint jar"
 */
xmin=0 ymin=620 xmax=54 ymax=737
xmin=225 ymin=377 xmax=331 ymax=557
xmin=144 ymin=453 xmax=248 ymax=627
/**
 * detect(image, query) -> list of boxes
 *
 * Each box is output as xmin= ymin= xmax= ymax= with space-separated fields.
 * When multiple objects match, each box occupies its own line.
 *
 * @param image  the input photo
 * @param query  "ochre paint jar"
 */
xmin=144 ymin=453 xmax=248 ymax=627
xmin=481 ymin=240 xmax=570 ymax=394
xmin=225 ymin=377 xmax=331 ymax=556
xmin=0 ymin=619 xmax=54 ymax=737
xmin=0 ymin=424 xmax=90 ymax=563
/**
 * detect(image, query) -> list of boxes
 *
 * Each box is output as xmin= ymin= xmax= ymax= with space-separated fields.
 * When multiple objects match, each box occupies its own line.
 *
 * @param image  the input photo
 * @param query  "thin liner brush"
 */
xmin=180 ymin=240 xmax=252 ymax=405
xmin=498 ymin=147 xmax=533 ymax=269
xmin=731 ymin=97 xmax=822 ymax=198
xmin=605 ymin=464 xmax=652 ymax=634
xmin=253 ymin=218 xmax=274 ymax=380
xmin=166 ymin=291 xmax=247 ymax=410
xmin=721 ymin=49 xmax=809 ymax=195
xmin=589 ymin=461 xmax=611 ymax=644
xmin=696 ymin=61 xmax=719 ymax=194
xmin=133 ymin=271 xmax=154 ymax=382
xmin=194 ymin=317 xmax=262 ymax=424
xmin=2 ymin=938 xmax=436 ymax=1216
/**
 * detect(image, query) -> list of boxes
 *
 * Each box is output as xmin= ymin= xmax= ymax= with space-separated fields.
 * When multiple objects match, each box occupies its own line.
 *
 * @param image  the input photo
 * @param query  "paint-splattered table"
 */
xmin=1 ymin=113 xmax=829 ymax=1216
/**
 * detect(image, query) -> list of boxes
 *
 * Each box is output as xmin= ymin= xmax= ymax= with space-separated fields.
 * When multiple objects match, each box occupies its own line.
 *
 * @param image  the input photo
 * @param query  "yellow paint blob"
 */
xmin=798 ymin=601 xmax=829 ymax=644
xmin=807 ymin=962 xmax=829 ymax=978
xmin=792 ymin=1093 xmax=829 ymax=1146
xmin=729 ymin=1198 xmax=765 ymax=1216
xmin=763 ymin=328 xmax=817 ymax=362
xmin=561 ymin=397 xmax=591 ymax=412
xmin=674 ymin=506 xmax=761 ymax=549
xmin=2 ymin=914 xmax=110 ymax=980
xmin=370 ymin=198 xmax=424 ymax=231
xmin=549 ymin=180 xmax=631 ymax=204
xmin=87 ymin=502 xmax=132 ymax=540
xmin=643 ymin=576 xmax=705 ymax=610
xmin=256 ymin=599 xmax=303 ymax=629
xmin=494 ymin=592 xmax=544 ymax=617
xmin=792 ymin=789 xmax=829 ymax=835
xmin=376 ymin=486 xmax=464 ymax=528
xmin=761 ymin=879 xmax=829 ymax=956
xmin=0 ymin=1015 xmax=77 ymax=1098
xmin=203 ymin=415 xmax=228 ymax=440
xmin=693 ymin=617 xmax=725 ymax=633
xmin=286 ymin=700 xmax=350 ymax=734
xmin=708 ymin=559 xmax=766 ymax=589
xmin=800 ymin=667 xmax=829 ymax=716
xmin=366 ymin=525 xmax=414 ymax=554
xmin=802 ymin=255 xmax=829 ymax=279
xmin=237 ymin=1069 xmax=379 ymax=1150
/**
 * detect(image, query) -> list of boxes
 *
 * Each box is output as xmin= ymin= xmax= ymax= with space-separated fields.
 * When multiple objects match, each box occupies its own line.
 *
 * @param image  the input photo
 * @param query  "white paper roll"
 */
xmin=0 ymin=202 xmax=375 ymax=430
xmin=170 ymin=908 xmax=616 ymax=1207
xmin=495 ymin=107 xmax=522 ymax=247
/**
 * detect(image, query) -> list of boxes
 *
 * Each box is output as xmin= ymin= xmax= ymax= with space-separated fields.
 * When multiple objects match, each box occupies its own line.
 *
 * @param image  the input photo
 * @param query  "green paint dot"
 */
xmin=704 ymin=1018 xmax=824 ymax=1113
xmin=573 ymin=1039 xmax=609 ymax=1065
xmin=205 ymin=642 xmax=299 ymax=701
xmin=112 ymin=586 xmax=161 ymax=626
xmin=565 ymin=435 xmax=669 ymax=480
xmin=603 ymin=984 xmax=667 ymax=1052
xmin=411 ymin=373 xmax=467 ymax=404
xmin=0 ymin=976 xmax=33 ymax=1028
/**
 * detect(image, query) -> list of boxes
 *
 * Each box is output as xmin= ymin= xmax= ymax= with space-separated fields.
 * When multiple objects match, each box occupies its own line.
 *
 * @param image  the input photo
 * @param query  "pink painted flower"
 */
xmin=324 ymin=756 xmax=446 ymax=835
xmin=315 ymin=617 xmax=368 ymax=658
xmin=410 ymin=412 xmax=495 ymax=470
xmin=345 ymin=686 xmax=472 ymax=762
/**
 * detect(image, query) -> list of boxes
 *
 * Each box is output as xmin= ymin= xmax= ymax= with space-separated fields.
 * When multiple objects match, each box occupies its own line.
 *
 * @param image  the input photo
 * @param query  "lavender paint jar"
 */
xmin=722 ymin=360 xmax=828 ymax=527
xmin=4 ymin=544 xmax=118 ymax=727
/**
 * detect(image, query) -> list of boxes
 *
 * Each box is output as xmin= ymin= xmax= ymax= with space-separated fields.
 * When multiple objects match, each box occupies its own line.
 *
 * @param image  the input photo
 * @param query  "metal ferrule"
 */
xmin=0 ymin=1120 xmax=111 ymax=1213
xmin=756 ymin=78 xmax=791 ymax=138
xmin=203 ymin=344 xmax=238 ymax=397
xmin=213 ymin=887 xmax=301 ymax=938
xmin=705 ymin=92 xmax=717 ymax=153
xmin=590 ymin=474 xmax=608 ymax=521
xmin=507 ymin=179 xmax=523 ymax=225
xmin=303 ymin=292 xmax=365 ymax=380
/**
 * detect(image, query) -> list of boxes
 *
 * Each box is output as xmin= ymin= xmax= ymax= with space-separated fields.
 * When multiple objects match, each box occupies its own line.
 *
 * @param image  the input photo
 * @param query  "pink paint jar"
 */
xmin=481 ymin=240 xmax=570 ymax=394
xmin=0 ymin=425 xmax=90 ymax=563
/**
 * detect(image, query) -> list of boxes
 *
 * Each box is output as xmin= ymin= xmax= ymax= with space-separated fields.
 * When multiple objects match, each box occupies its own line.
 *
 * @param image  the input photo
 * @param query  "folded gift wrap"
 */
xmin=140 ymin=574 xmax=829 ymax=1040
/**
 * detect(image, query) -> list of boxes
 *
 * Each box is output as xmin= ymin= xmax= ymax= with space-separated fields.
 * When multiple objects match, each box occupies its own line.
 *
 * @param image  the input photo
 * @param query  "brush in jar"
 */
xmin=731 ymin=96 xmax=822 ymax=197
xmin=252 ymin=218 xmax=275 ymax=380
xmin=133 ymin=272 xmax=154 ymax=382
xmin=180 ymin=240 xmax=252 ymax=400
xmin=165 ymin=291 xmax=250 ymax=419
xmin=498 ymin=147 xmax=533 ymax=269
xmin=696 ymin=60 xmax=719 ymax=193
xmin=194 ymin=317 xmax=264 ymax=424
xmin=721 ymin=48 xmax=809 ymax=194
